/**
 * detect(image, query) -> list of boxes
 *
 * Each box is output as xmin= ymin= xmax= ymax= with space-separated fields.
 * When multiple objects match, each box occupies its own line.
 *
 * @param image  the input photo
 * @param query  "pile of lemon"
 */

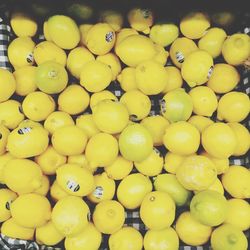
xmin=0 ymin=6 xmax=249 ymax=250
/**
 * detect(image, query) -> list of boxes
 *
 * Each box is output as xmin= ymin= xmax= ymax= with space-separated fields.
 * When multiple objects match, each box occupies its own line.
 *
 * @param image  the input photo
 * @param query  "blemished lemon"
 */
xmin=109 ymin=227 xmax=143 ymax=250
xmin=181 ymin=49 xmax=214 ymax=87
xmin=119 ymin=124 xmax=153 ymax=162
xmin=88 ymin=172 xmax=115 ymax=203
xmin=0 ymin=68 xmax=16 ymax=102
xmin=99 ymin=10 xmax=123 ymax=32
xmin=80 ymin=60 xmax=112 ymax=92
xmin=150 ymin=23 xmax=179 ymax=47
xmin=0 ymin=125 xmax=9 ymax=155
xmin=47 ymin=15 xmax=80 ymax=49
xmin=0 ymin=100 xmax=24 ymax=129
xmin=175 ymin=211 xmax=212 ymax=246
xmin=163 ymin=152 xmax=186 ymax=174
xmin=35 ymin=146 xmax=67 ymax=175
xmin=79 ymin=24 xmax=93 ymax=45
xmin=34 ymin=175 xmax=50 ymax=196
xmin=44 ymin=111 xmax=74 ymax=135
xmin=217 ymin=92 xmax=250 ymax=122
xmin=105 ymin=155 xmax=133 ymax=180
xmin=85 ymin=133 xmax=119 ymax=168
xmin=222 ymin=33 xmax=250 ymax=65
xmin=66 ymin=47 xmax=95 ymax=79
xmin=50 ymin=181 xmax=69 ymax=202
xmin=58 ymin=85 xmax=90 ymax=115
xmin=0 ymin=189 xmax=17 ymax=222
xmin=135 ymin=60 xmax=168 ymax=95
xmin=189 ymin=86 xmax=218 ymax=117
xmin=115 ymin=34 xmax=156 ymax=67
xmin=22 ymin=91 xmax=56 ymax=121
xmin=224 ymin=198 xmax=250 ymax=231
xmin=153 ymin=44 xmax=169 ymax=66
xmin=120 ymin=90 xmax=151 ymax=121
xmin=11 ymin=193 xmax=51 ymax=228
xmin=92 ymin=100 xmax=129 ymax=134
xmin=202 ymin=122 xmax=237 ymax=158
xmin=188 ymin=115 xmax=214 ymax=133
xmin=222 ymin=165 xmax=250 ymax=199
xmin=163 ymin=66 xmax=183 ymax=93
xmin=198 ymin=27 xmax=227 ymax=58
xmin=7 ymin=37 xmax=35 ymax=68
xmin=163 ymin=121 xmax=200 ymax=155
xmin=36 ymin=221 xmax=64 ymax=246
xmin=52 ymin=196 xmax=90 ymax=236
xmin=1 ymin=218 xmax=35 ymax=240
xmin=33 ymin=41 xmax=67 ymax=66
xmin=176 ymin=155 xmax=217 ymax=191
xmin=144 ymin=227 xmax=179 ymax=250
xmin=65 ymin=223 xmax=102 ymax=250
xmin=140 ymin=191 xmax=176 ymax=230
xmin=170 ymin=37 xmax=198 ymax=68
xmin=86 ymin=23 xmax=116 ymax=55
xmin=0 ymin=153 xmax=14 ymax=184
xmin=90 ymin=90 xmax=117 ymax=111
xmin=93 ymin=200 xmax=125 ymax=234
xmin=211 ymin=224 xmax=248 ymax=250
xmin=180 ymin=12 xmax=210 ymax=39
xmin=117 ymin=67 xmax=137 ymax=92
xmin=115 ymin=28 xmax=138 ymax=45
xmin=10 ymin=12 xmax=37 ymax=37
xmin=207 ymin=63 xmax=240 ymax=93
xmin=117 ymin=173 xmax=152 ymax=209
xmin=67 ymin=154 xmax=95 ymax=173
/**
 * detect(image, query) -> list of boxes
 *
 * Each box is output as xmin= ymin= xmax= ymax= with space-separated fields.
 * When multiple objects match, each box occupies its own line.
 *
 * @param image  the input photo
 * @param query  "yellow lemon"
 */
xmin=99 ymin=10 xmax=123 ymax=31
xmin=163 ymin=152 xmax=186 ymax=174
xmin=0 ymin=68 xmax=16 ymax=102
xmin=204 ymin=177 xmax=224 ymax=195
xmin=117 ymin=67 xmax=137 ymax=92
xmin=18 ymin=119 xmax=42 ymax=129
xmin=90 ymin=90 xmax=117 ymax=111
xmin=79 ymin=24 xmax=93 ymax=46
xmin=188 ymin=115 xmax=214 ymax=133
xmin=67 ymin=154 xmax=95 ymax=173
xmin=0 ymin=125 xmax=9 ymax=155
xmin=0 ymin=189 xmax=17 ymax=222
xmin=50 ymin=181 xmax=69 ymax=202
xmin=43 ymin=21 xmax=52 ymax=41
xmin=34 ymin=175 xmax=50 ymax=196
xmin=0 ymin=153 xmax=14 ymax=184
xmin=115 ymin=28 xmax=138 ymax=45
xmin=152 ymin=44 xmax=169 ymax=65
xmin=163 ymin=66 xmax=183 ymax=93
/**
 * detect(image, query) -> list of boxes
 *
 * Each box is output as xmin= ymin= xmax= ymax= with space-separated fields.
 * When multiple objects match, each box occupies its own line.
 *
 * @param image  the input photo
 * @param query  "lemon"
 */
xmin=105 ymin=155 xmax=133 ymax=180
xmin=140 ymin=191 xmax=176 ymax=230
xmin=0 ymin=100 xmax=24 ymax=129
xmin=115 ymin=34 xmax=156 ymax=67
xmin=202 ymin=122 xmax=237 ymax=158
xmin=0 ymin=125 xmax=9 ymax=155
xmin=88 ymin=172 xmax=115 ymax=203
xmin=154 ymin=174 xmax=191 ymax=206
xmin=119 ymin=124 xmax=153 ymax=162
xmin=11 ymin=193 xmax=51 ymax=228
xmin=188 ymin=115 xmax=214 ymax=132
xmin=66 ymin=46 xmax=95 ymax=79
xmin=50 ymin=180 xmax=69 ymax=202
xmin=79 ymin=24 xmax=93 ymax=46
xmin=36 ymin=221 xmax=64 ymax=246
xmin=7 ymin=37 xmax=35 ymax=68
xmin=189 ymin=86 xmax=218 ymax=116
xmin=163 ymin=152 xmax=186 ymax=174
xmin=109 ymin=227 xmax=143 ymax=250
xmin=92 ymin=100 xmax=129 ymax=134
xmin=176 ymin=155 xmax=217 ymax=191
xmin=181 ymin=49 xmax=214 ymax=87
xmin=68 ymin=2 xmax=93 ymax=21
xmin=153 ymin=43 xmax=169 ymax=65
xmin=163 ymin=121 xmax=200 ymax=155
xmin=22 ymin=91 xmax=55 ymax=121
xmin=99 ymin=10 xmax=123 ymax=32
xmin=0 ymin=153 xmax=14 ymax=184
xmin=117 ymin=173 xmax=152 ymax=209
xmin=0 ymin=189 xmax=17 ymax=222
xmin=141 ymin=115 xmax=169 ymax=146
xmin=80 ymin=60 xmax=112 ymax=92
xmin=18 ymin=119 xmax=42 ymax=129
xmin=190 ymin=190 xmax=228 ymax=226
xmin=34 ymin=175 xmax=50 ymax=196
xmin=0 ymin=68 xmax=16 ymax=102
xmin=43 ymin=21 xmax=52 ymax=41
xmin=169 ymin=37 xmax=198 ymax=68
xmin=85 ymin=133 xmax=119 ymax=168
xmin=47 ymin=15 xmax=80 ymax=49
xmin=222 ymin=33 xmax=250 ymax=65
xmin=135 ymin=148 xmax=163 ymax=176
xmin=217 ymin=92 xmax=250 ymax=122
xmin=212 ymin=11 xmax=235 ymax=27
xmin=115 ymin=28 xmax=139 ymax=45
xmin=203 ymin=177 xmax=224 ymax=195
xmin=163 ymin=66 xmax=183 ymax=93
xmin=67 ymin=154 xmax=95 ymax=173
xmin=150 ymin=23 xmax=179 ymax=47
xmin=175 ymin=211 xmax=212 ymax=246
xmin=56 ymin=163 xmax=94 ymax=197
xmin=144 ymin=227 xmax=179 ymax=250
xmin=128 ymin=8 xmax=153 ymax=34
xmin=207 ymin=63 xmax=240 ymax=93
xmin=117 ymin=67 xmax=137 ymax=92
xmin=211 ymin=224 xmax=248 ymax=250
xmin=180 ymin=12 xmax=210 ymax=39
xmin=52 ymin=125 xmax=88 ymax=156
xmin=161 ymin=88 xmax=193 ymax=122
xmin=135 ymin=60 xmax=168 ymax=95
xmin=65 ymin=222 xmax=102 ymax=250
xmin=97 ymin=53 xmax=121 ymax=80
xmin=1 ymin=218 xmax=35 ymax=240
xmin=52 ymin=196 xmax=90 ymax=236
xmin=86 ymin=23 xmax=115 ymax=55
xmin=198 ymin=27 xmax=227 ymax=58
xmin=222 ymin=165 xmax=250 ymax=199
xmin=10 ymin=12 xmax=37 ymax=37
xmin=224 ymin=198 xmax=250 ymax=231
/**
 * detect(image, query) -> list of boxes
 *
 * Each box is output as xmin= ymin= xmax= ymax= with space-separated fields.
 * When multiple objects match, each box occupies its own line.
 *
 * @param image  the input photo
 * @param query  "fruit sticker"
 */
xmin=175 ymin=52 xmax=184 ymax=63
xmin=26 ymin=52 xmax=34 ymax=64
xmin=207 ymin=66 xmax=214 ymax=79
xmin=17 ymin=127 xmax=32 ymax=135
xmin=105 ymin=31 xmax=114 ymax=42
xmin=66 ymin=180 xmax=80 ymax=192
xmin=5 ymin=200 xmax=12 ymax=210
xmin=93 ymin=186 xmax=104 ymax=199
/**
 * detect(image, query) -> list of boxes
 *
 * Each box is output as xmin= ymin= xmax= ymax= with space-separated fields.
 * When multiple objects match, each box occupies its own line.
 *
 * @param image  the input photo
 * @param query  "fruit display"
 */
xmin=0 ymin=2 xmax=249 ymax=250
